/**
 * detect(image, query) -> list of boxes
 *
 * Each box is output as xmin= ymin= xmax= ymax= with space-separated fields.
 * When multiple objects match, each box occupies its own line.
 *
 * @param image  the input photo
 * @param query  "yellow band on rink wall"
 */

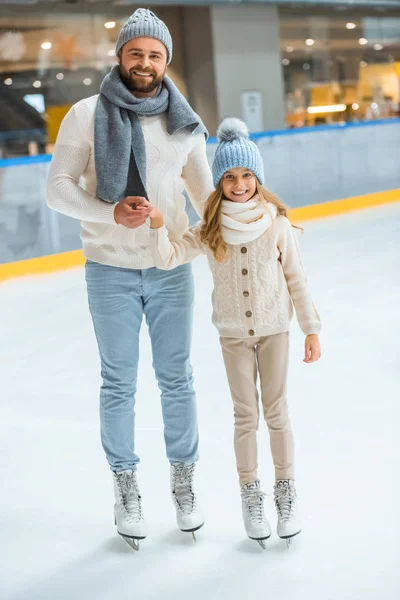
xmin=0 ymin=249 xmax=85 ymax=282
xmin=288 ymin=188 xmax=400 ymax=222
xmin=1 ymin=189 xmax=399 ymax=282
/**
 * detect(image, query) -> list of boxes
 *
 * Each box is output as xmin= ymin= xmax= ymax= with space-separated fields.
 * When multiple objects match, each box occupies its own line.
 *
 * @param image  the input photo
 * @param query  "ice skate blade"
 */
xmin=180 ymin=522 xmax=204 ymax=543
xmin=180 ymin=522 xmax=204 ymax=533
xmin=118 ymin=533 xmax=142 ymax=552
xmin=279 ymin=529 xmax=301 ymax=548
xmin=248 ymin=534 xmax=270 ymax=550
xmin=249 ymin=533 xmax=271 ymax=544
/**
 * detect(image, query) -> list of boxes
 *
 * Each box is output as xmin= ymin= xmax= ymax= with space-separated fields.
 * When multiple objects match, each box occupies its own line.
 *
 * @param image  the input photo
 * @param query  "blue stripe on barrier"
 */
xmin=0 ymin=154 xmax=52 ymax=168
xmin=1 ymin=117 xmax=400 ymax=167
xmin=208 ymin=118 xmax=400 ymax=144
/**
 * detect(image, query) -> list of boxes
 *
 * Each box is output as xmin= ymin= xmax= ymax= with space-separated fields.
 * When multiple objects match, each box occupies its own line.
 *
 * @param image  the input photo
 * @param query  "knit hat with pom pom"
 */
xmin=212 ymin=117 xmax=264 ymax=187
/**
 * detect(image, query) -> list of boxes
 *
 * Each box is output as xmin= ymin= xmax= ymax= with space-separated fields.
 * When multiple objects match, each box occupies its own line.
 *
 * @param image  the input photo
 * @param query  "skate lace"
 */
xmin=242 ymin=491 xmax=267 ymax=524
xmin=274 ymin=481 xmax=296 ymax=523
xmin=172 ymin=463 xmax=197 ymax=515
xmin=115 ymin=471 xmax=143 ymax=522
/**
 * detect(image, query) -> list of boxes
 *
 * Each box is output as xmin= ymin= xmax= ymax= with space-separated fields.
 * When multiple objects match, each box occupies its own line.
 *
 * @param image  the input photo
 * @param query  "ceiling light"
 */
xmin=352 ymin=103 xmax=359 ymax=110
xmin=104 ymin=21 xmax=116 ymax=29
xmin=282 ymin=58 xmax=290 ymax=66
xmin=33 ymin=80 xmax=41 ymax=88
xmin=359 ymin=38 xmax=368 ymax=46
xmin=360 ymin=60 xmax=368 ymax=68
xmin=373 ymin=43 xmax=383 ymax=51
xmin=56 ymin=72 xmax=64 ymax=80
xmin=303 ymin=63 xmax=311 ymax=71
xmin=346 ymin=23 xmax=356 ymax=30
xmin=286 ymin=46 xmax=294 ymax=53
xmin=371 ymin=102 xmax=378 ymax=110
xmin=307 ymin=104 xmax=346 ymax=115
xmin=107 ymin=50 xmax=115 ymax=57
xmin=41 ymin=41 xmax=52 ymax=50
xmin=305 ymin=39 xmax=315 ymax=47
xmin=4 ymin=77 xmax=13 ymax=85
xmin=83 ymin=78 xmax=92 ymax=86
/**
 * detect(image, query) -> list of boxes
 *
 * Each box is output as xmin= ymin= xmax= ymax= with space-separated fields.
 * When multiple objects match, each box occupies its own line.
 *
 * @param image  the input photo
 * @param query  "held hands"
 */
xmin=114 ymin=196 xmax=152 ymax=228
xmin=135 ymin=198 xmax=164 ymax=228
xmin=114 ymin=196 xmax=164 ymax=229
xmin=303 ymin=334 xmax=321 ymax=364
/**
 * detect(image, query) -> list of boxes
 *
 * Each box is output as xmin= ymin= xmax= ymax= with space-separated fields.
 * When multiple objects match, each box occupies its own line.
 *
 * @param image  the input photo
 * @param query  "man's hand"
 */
xmin=303 ymin=334 xmax=321 ymax=363
xmin=114 ymin=196 xmax=151 ymax=228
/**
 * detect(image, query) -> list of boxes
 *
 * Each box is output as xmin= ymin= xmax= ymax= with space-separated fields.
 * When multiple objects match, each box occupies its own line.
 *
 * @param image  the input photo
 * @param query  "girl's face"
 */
xmin=221 ymin=167 xmax=257 ymax=203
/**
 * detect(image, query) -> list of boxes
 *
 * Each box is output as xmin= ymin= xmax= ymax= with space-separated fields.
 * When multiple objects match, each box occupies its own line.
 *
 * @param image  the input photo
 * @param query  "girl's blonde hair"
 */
xmin=200 ymin=179 xmax=302 ymax=262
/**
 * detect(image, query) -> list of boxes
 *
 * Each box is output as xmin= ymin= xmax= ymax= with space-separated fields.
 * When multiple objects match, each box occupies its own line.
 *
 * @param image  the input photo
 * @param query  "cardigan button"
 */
xmin=242 ymin=268 xmax=248 ymax=275
xmin=246 ymin=311 xmax=252 ymax=317
xmin=241 ymin=247 xmax=247 ymax=254
xmin=243 ymin=291 xmax=249 ymax=297
xmin=249 ymin=329 xmax=255 ymax=336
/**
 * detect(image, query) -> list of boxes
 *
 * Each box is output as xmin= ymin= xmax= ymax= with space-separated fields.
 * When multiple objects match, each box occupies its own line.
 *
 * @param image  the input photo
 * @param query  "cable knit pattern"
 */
xmin=150 ymin=216 xmax=321 ymax=338
xmin=208 ymin=245 xmax=242 ymax=331
xmin=253 ymin=232 xmax=287 ymax=332
xmin=47 ymin=94 xmax=213 ymax=269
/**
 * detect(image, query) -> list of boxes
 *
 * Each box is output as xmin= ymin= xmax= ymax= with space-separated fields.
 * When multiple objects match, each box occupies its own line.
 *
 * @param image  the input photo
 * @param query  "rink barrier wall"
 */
xmin=1 ymin=118 xmax=400 ymax=274
xmin=1 ymin=188 xmax=398 ymax=282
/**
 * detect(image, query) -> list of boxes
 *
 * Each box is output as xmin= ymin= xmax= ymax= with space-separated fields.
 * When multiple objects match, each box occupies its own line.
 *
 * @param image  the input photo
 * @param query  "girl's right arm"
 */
xmin=148 ymin=207 xmax=205 ymax=270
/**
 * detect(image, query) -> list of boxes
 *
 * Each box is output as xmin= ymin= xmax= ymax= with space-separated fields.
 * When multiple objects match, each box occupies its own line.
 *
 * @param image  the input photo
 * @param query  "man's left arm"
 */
xmin=182 ymin=134 xmax=214 ymax=218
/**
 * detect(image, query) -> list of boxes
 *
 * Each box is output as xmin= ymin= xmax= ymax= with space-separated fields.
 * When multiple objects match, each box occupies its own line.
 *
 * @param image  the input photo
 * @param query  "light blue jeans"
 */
xmin=85 ymin=260 xmax=199 ymax=472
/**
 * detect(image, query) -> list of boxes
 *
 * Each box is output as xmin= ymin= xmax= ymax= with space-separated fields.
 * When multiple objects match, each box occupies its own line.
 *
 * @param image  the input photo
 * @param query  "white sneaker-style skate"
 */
xmin=241 ymin=480 xmax=272 ymax=549
xmin=170 ymin=462 xmax=204 ymax=540
xmin=113 ymin=469 xmax=147 ymax=551
xmin=274 ymin=479 xmax=302 ymax=547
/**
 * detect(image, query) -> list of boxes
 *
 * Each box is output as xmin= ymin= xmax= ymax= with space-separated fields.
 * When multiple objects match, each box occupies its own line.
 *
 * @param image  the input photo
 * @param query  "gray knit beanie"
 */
xmin=115 ymin=8 xmax=172 ymax=64
xmin=212 ymin=118 xmax=264 ymax=187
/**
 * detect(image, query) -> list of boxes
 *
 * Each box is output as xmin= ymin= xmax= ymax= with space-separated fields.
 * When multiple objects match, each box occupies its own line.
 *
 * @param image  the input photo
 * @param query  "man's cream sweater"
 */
xmin=46 ymin=94 xmax=214 ymax=269
xmin=150 ymin=217 xmax=321 ymax=338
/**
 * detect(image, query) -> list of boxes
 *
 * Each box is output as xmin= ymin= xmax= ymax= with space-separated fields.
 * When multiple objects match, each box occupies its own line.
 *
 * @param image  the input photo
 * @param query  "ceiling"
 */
xmin=1 ymin=0 xmax=400 ymax=7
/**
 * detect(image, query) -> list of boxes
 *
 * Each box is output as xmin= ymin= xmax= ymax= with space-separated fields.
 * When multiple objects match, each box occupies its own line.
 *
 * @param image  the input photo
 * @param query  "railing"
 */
xmin=1 ymin=118 xmax=400 ymax=265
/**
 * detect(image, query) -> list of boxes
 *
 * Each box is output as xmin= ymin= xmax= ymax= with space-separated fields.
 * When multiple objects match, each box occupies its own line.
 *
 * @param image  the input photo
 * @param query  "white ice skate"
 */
xmin=241 ymin=480 xmax=272 ymax=549
xmin=113 ymin=469 xmax=147 ymax=551
xmin=170 ymin=462 xmax=204 ymax=541
xmin=274 ymin=479 xmax=302 ymax=548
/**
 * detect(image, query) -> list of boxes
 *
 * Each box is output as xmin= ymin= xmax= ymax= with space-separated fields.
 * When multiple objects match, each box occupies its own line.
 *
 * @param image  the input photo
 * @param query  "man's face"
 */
xmin=118 ymin=37 xmax=167 ymax=96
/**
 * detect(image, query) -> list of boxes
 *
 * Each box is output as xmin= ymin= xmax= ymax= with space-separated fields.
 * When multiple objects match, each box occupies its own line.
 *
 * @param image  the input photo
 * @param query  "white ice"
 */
xmin=1 ymin=204 xmax=399 ymax=600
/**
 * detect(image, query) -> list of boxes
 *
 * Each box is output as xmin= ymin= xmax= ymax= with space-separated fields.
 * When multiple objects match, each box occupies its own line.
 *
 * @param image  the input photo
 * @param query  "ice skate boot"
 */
xmin=241 ymin=480 xmax=271 ymax=549
xmin=274 ymin=479 xmax=302 ymax=548
xmin=171 ymin=462 xmax=204 ymax=541
xmin=113 ymin=469 xmax=147 ymax=551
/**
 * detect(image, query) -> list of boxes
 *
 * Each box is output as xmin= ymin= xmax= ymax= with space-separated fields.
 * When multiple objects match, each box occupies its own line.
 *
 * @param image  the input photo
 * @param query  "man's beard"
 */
xmin=120 ymin=66 xmax=165 ymax=94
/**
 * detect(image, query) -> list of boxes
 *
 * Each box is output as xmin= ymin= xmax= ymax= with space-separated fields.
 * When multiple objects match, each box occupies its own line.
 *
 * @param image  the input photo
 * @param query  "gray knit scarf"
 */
xmin=95 ymin=65 xmax=208 ymax=203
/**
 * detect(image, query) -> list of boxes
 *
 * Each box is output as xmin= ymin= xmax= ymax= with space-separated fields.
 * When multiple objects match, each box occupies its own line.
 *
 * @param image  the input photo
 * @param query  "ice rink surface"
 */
xmin=1 ymin=204 xmax=399 ymax=600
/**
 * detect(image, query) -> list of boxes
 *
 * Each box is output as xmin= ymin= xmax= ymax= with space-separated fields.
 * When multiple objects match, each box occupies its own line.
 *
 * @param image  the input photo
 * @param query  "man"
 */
xmin=47 ymin=8 xmax=213 ymax=549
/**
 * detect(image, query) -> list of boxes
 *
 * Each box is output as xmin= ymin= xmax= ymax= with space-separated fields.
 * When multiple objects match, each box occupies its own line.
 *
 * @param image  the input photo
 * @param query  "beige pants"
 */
xmin=220 ymin=332 xmax=294 ymax=487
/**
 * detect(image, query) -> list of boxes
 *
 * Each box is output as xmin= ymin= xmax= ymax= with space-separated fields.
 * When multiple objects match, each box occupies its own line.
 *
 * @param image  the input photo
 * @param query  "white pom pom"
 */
xmin=216 ymin=117 xmax=249 ymax=143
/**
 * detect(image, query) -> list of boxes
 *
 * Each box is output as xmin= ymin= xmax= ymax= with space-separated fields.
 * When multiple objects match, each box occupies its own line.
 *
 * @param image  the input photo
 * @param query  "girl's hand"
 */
xmin=136 ymin=198 xmax=164 ymax=227
xmin=303 ymin=334 xmax=321 ymax=363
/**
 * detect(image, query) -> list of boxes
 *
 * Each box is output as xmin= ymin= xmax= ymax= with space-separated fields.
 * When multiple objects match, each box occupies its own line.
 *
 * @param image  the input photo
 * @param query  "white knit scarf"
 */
xmin=220 ymin=195 xmax=277 ymax=245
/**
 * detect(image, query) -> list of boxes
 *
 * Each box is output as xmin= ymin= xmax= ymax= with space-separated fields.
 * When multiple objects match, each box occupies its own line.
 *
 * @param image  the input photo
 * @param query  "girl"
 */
xmin=143 ymin=118 xmax=321 ymax=548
